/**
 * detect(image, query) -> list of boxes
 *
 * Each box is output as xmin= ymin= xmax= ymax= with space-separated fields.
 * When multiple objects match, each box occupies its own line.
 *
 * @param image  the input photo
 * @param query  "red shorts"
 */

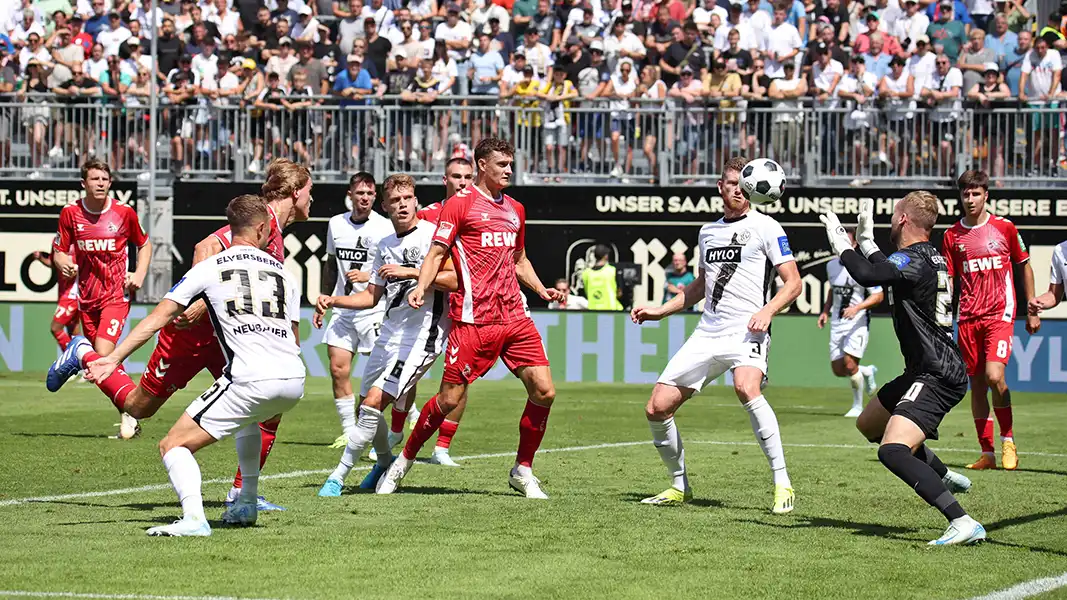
xmin=442 ymin=318 xmax=549 ymax=384
xmin=81 ymin=303 xmax=130 ymax=345
xmin=141 ymin=323 xmax=227 ymax=401
xmin=53 ymin=297 xmax=80 ymax=329
xmin=957 ymin=318 xmax=1014 ymax=377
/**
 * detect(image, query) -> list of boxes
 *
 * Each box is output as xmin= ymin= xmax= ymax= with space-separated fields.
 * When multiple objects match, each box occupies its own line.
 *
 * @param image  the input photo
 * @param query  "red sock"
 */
xmin=53 ymin=328 xmax=72 ymax=351
xmin=516 ymin=400 xmax=552 ymax=468
xmin=974 ymin=418 xmax=995 ymax=453
xmin=436 ymin=419 xmax=459 ymax=449
xmin=391 ymin=407 xmax=409 ymax=434
xmin=402 ymin=396 xmax=446 ymax=460
xmin=993 ymin=406 xmax=1014 ymax=440
xmin=233 ymin=419 xmax=280 ymax=489
xmin=83 ymin=351 xmax=134 ymax=411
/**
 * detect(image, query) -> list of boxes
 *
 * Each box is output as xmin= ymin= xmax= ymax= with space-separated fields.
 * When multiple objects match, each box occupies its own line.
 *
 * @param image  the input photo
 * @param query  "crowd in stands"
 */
xmin=0 ymin=0 xmax=1063 ymax=181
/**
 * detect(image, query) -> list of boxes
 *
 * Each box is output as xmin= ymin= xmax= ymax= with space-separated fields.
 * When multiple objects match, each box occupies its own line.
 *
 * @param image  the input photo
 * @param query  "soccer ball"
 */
xmin=740 ymin=159 xmax=786 ymax=206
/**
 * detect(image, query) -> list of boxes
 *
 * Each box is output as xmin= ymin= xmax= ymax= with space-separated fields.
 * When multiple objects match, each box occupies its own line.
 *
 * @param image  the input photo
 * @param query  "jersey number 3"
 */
xmin=221 ymin=268 xmax=286 ymax=319
xmin=935 ymin=271 xmax=952 ymax=328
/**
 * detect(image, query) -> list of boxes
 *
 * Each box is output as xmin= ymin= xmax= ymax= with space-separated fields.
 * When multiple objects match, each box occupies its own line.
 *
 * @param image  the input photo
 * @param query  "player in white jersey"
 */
xmin=321 ymin=172 xmax=396 ymax=448
xmin=314 ymin=174 xmax=458 ymax=496
xmin=85 ymin=196 xmax=306 ymax=537
xmin=818 ymin=233 xmax=884 ymax=417
xmin=631 ymin=157 xmax=802 ymax=513
xmin=1028 ymin=239 xmax=1067 ymax=315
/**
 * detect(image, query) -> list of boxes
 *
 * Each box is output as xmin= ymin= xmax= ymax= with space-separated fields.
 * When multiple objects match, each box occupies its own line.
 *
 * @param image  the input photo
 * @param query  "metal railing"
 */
xmin=0 ymin=95 xmax=1063 ymax=188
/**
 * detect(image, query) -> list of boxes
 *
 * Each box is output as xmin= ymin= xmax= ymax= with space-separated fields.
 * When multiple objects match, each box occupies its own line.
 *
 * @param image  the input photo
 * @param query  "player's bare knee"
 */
xmin=531 ymin=381 xmax=555 ymax=406
xmin=985 ymin=368 xmax=1005 ymax=388
xmin=329 ymin=361 xmax=351 ymax=383
xmin=49 ymin=321 xmax=64 ymax=335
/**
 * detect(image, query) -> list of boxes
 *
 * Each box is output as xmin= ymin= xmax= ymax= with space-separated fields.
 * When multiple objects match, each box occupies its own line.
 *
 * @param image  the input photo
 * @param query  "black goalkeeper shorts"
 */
xmin=877 ymin=372 xmax=967 ymax=441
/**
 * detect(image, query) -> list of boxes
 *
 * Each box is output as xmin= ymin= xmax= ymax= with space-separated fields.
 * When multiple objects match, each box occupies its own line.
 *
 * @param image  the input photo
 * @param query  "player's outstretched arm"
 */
xmin=431 ymin=261 xmax=459 ymax=292
xmin=1020 ymin=261 xmax=1041 ymax=333
xmin=86 ymin=299 xmax=185 ymax=382
xmin=1029 ymin=282 xmax=1064 ymax=313
xmin=321 ymin=253 xmax=339 ymax=298
xmin=326 ymin=284 xmax=385 ymax=311
xmin=515 ymin=248 xmax=563 ymax=302
xmin=633 ymin=269 xmax=706 ymax=323
xmin=822 ymin=211 xmax=899 ymax=287
xmin=409 ymin=243 xmax=449 ymax=308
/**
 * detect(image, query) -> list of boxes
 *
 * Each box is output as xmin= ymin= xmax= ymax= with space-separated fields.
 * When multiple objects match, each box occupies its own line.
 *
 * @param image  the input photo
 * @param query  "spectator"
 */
xmin=892 ymin=0 xmax=928 ymax=54
xmin=763 ymin=3 xmax=802 ymax=79
xmin=70 ymin=16 xmax=93 ymax=57
xmin=1018 ymin=35 xmax=1061 ymax=174
xmin=860 ymin=32 xmax=892 ymax=80
xmin=49 ymin=27 xmax=84 ymax=87
xmin=121 ymin=37 xmax=154 ymax=80
xmin=0 ymin=47 xmax=13 ymax=166
xmin=192 ymin=36 xmax=220 ymax=82
xmin=837 ymin=55 xmax=878 ymax=185
xmin=970 ymin=0 xmax=994 ymax=32
xmin=958 ymin=28 xmax=995 ymax=93
xmin=636 ymin=63 xmax=666 ymax=181
xmin=604 ymin=17 xmax=645 ymax=72
xmin=925 ymin=0 xmax=972 ymax=28
xmin=292 ymin=6 xmax=321 ymax=43
xmin=853 ymin=12 xmax=902 ymax=56
xmin=511 ymin=64 xmax=542 ymax=167
xmin=1002 ymin=28 xmax=1029 ymax=95
xmin=1038 ymin=11 xmax=1066 ymax=50
xmin=85 ymin=41 xmax=107 ymax=79
xmin=17 ymin=33 xmax=51 ymax=74
xmin=252 ymin=71 xmax=287 ymax=170
xmin=400 ymin=57 xmax=442 ymax=165
xmin=410 ymin=19 xmax=435 ymax=61
xmin=803 ymin=22 xmax=848 ymax=77
xmin=693 ymin=0 xmax=727 ymax=36
xmin=703 ymin=58 xmax=742 ymax=168
xmin=539 ymin=67 xmax=577 ymax=179
xmin=338 ymin=0 xmax=365 ymax=53
xmin=46 ymin=11 xmax=71 ymax=43
xmin=919 ymin=53 xmax=962 ymax=176
xmin=435 ymin=3 xmax=472 ymax=93
xmin=548 ymin=278 xmax=589 ymax=309
xmin=366 ymin=0 xmax=396 ymax=30
xmin=99 ymin=54 xmax=132 ymax=168
xmin=156 ymin=18 xmax=185 ymax=76
xmin=472 ymin=0 xmax=510 ymax=33
xmin=582 ymin=245 xmax=623 ymax=310
xmin=569 ymin=6 xmax=601 ymax=45
xmin=1001 ymin=0 xmax=1030 ymax=34
xmin=53 ymin=62 xmax=101 ymax=161
xmin=714 ymin=1 xmax=757 ymax=52
xmin=165 ymin=56 xmax=198 ymax=175
xmin=266 ymin=36 xmax=298 ymax=79
xmin=768 ymin=62 xmax=806 ymax=168
xmin=984 ymin=14 xmax=1016 ymax=62
xmin=663 ymin=253 xmax=694 ymax=303
xmin=468 ymin=31 xmax=504 ymax=145
xmin=290 ymin=41 xmax=327 ymax=93
xmin=500 ymin=46 xmax=529 ymax=95
xmin=98 ymin=12 xmax=131 ymax=56
xmin=744 ymin=0 xmax=772 ymax=45
xmin=84 ymin=0 xmax=108 ymax=39
xmin=363 ymin=17 xmax=391 ymax=80
xmin=11 ymin=8 xmax=44 ymax=48
xmin=185 ymin=22 xmax=210 ymax=56
xmin=17 ymin=59 xmax=51 ymax=177
xmin=645 ymin=6 xmax=679 ymax=64
xmin=210 ymin=0 xmax=243 ymax=39
xmin=575 ymin=39 xmax=608 ymax=172
xmin=557 ymin=35 xmax=590 ymax=85
xmin=271 ymin=0 xmax=300 ymax=27
xmin=487 ymin=17 xmax=515 ymax=60
xmin=408 ymin=0 xmax=438 ymax=20
xmin=668 ymin=64 xmax=703 ymax=178
xmin=819 ymin=0 xmax=850 ymax=45
xmin=927 ymin=1 xmax=966 ymax=61
xmin=661 ymin=20 xmax=705 ymax=87
xmin=968 ymin=61 xmax=1009 ymax=179
xmin=218 ymin=33 xmax=240 ymax=64
xmin=905 ymin=34 xmax=934 ymax=89
xmin=332 ymin=54 xmax=374 ymax=170
xmin=811 ymin=42 xmax=842 ymax=172
xmin=521 ymin=26 xmax=553 ymax=78
xmin=283 ymin=68 xmax=317 ymax=165
xmin=718 ymin=27 xmax=753 ymax=74
xmin=529 ymin=0 xmax=559 ymax=48
xmin=878 ymin=55 xmax=915 ymax=175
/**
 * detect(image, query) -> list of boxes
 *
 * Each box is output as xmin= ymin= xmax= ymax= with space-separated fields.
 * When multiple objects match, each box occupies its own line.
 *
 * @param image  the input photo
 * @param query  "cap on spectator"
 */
xmin=394 ymin=46 xmax=407 ymax=58
xmin=680 ymin=65 xmax=694 ymax=75
xmin=889 ymin=55 xmax=906 ymax=66
xmin=347 ymin=53 xmax=363 ymax=63
xmin=915 ymin=34 xmax=930 ymax=44
xmin=852 ymin=54 xmax=865 ymax=62
xmin=815 ymin=41 xmax=829 ymax=54
xmin=299 ymin=5 xmax=312 ymax=15
xmin=939 ymin=0 xmax=952 ymax=8
xmin=364 ymin=15 xmax=376 ymax=24
xmin=70 ymin=14 xmax=83 ymax=22
xmin=711 ymin=58 xmax=726 ymax=70
xmin=867 ymin=10 xmax=879 ymax=20
xmin=242 ymin=58 xmax=257 ymax=69
xmin=22 ymin=8 xmax=33 ymax=17
xmin=522 ymin=64 xmax=534 ymax=74
xmin=279 ymin=36 xmax=292 ymax=45
xmin=816 ymin=15 xmax=830 ymax=23
xmin=729 ymin=0 xmax=743 ymax=6
xmin=983 ymin=61 xmax=999 ymax=73
xmin=566 ymin=35 xmax=581 ymax=46
xmin=446 ymin=3 xmax=461 ymax=12
xmin=230 ymin=56 xmax=244 ymax=67
xmin=514 ymin=46 xmax=526 ymax=56
xmin=488 ymin=16 xmax=500 ymax=23
xmin=524 ymin=28 xmax=538 ymax=36
xmin=179 ymin=54 xmax=192 ymax=63
xmin=621 ymin=0 xmax=633 ymax=8
xmin=108 ymin=10 xmax=120 ymax=18
xmin=590 ymin=39 xmax=604 ymax=52
xmin=127 ymin=36 xmax=140 ymax=45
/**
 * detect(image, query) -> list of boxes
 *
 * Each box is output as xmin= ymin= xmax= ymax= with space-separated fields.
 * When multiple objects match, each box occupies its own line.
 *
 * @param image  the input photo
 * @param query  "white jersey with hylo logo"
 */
xmin=325 ymin=210 xmax=393 ymax=320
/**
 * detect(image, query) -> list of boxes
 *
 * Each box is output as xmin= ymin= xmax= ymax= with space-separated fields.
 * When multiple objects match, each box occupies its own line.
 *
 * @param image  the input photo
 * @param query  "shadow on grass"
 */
xmin=617 ymin=492 xmax=727 ymax=509
xmin=982 ymin=538 xmax=1067 ymax=558
xmin=985 ymin=506 xmax=1067 ymax=533
xmin=736 ymin=516 xmax=919 ymax=540
xmin=11 ymin=432 xmax=113 ymax=439
xmin=1000 ymin=466 xmax=1067 ymax=477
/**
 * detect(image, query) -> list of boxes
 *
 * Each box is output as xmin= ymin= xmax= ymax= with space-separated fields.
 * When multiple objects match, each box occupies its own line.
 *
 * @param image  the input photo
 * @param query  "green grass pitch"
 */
xmin=1 ymin=371 xmax=1066 ymax=600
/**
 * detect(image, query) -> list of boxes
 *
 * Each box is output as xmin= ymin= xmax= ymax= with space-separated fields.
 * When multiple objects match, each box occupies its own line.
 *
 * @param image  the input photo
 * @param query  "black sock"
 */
xmin=915 ymin=444 xmax=948 ymax=479
xmin=878 ymin=443 xmax=966 ymax=522
xmin=1001 ymin=389 xmax=1012 ymax=407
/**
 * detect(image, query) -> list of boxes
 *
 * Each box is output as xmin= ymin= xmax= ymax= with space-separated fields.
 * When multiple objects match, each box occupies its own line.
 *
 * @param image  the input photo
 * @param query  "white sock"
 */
xmin=744 ymin=396 xmax=791 ymax=488
xmin=75 ymin=341 xmax=92 ymax=363
xmin=648 ymin=417 xmax=688 ymax=491
xmin=329 ymin=405 xmax=382 ymax=482
xmin=849 ymin=371 xmax=864 ymax=408
xmin=334 ymin=395 xmax=356 ymax=437
xmin=234 ymin=424 xmax=261 ymax=502
xmin=162 ymin=447 xmax=205 ymax=522
xmin=858 ymin=364 xmax=874 ymax=378
xmin=1001 ymin=435 xmax=1013 ymax=443
xmin=371 ymin=410 xmax=393 ymax=465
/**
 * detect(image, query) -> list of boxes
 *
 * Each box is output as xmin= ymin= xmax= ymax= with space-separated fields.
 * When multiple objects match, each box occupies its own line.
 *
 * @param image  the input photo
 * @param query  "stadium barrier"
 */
xmin=0 ymin=99 xmax=1065 ymax=188
xmin=1 ymin=304 xmax=1063 ymax=393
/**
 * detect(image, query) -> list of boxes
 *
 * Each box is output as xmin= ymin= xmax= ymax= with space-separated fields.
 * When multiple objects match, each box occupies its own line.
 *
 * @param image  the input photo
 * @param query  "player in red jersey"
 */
xmin=375 ymin=138 xmax=565 ymax=498
xmin=46 ymin=160 xmax=152 ymax=436
xmin=32 ymin=250 xmax=81 ymax=350
xmin=941 ymin=170 xmax=1040 ymax=471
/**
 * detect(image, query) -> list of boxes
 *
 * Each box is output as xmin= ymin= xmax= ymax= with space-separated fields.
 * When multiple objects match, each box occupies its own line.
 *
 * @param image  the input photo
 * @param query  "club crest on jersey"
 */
xmin=481 ymin=212 xmax=490 ymax=221
xmin=508 ymin=213 xmax=520 ymax=228
xmin=956 ymin=243 xmax=966 ymax=252
xmin=76 ymin=223 xmax=85 ymax=232
xmin=736 ymin=229 xmax=752 ymax=244
xmin=403 ymin=246 xmax=422 ymax=263
xmin=107 ymin=222 xmax=119 ymax=233
xmin=986 ymin=238 xmax=1004 ymax=253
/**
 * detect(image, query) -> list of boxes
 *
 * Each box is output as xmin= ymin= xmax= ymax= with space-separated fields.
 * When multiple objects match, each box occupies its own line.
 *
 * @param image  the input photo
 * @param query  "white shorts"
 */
xmin=658 ymin=329 xmax=770 ymax=392
xmin=186 ymin=376 xmax=305 ymax=440
xmin=359 ymin=342 xmax=440 ymax=400
xmin=829 ymin=322 xmax=869 ymax=362
xmin=322 ymin=311 xmax=381 ymax=355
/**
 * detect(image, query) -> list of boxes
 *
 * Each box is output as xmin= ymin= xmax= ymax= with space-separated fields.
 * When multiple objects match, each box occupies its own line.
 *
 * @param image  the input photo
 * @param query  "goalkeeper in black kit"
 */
xmin=820 ymin=192 xmax=985 ymax=546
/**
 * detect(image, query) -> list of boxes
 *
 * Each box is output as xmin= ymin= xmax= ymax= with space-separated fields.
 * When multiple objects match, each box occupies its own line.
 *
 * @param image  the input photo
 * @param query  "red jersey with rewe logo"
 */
xmin=432 ymin=186 xmax=529 ymax=324
xmin=941 ymin=214 xmax=1029 ymax=323
xmin=53 ymin=198 xmax=147 ymax=313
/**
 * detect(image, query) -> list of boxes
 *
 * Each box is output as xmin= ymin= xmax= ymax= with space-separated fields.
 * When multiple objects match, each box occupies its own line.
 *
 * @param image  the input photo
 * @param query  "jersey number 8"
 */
xmin=221 ymin=268 xmax=287 ymax=320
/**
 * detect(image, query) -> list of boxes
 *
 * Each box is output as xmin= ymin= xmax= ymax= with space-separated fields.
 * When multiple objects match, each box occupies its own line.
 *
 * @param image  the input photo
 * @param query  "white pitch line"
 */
xmin=0 ymin=592 xmax=281 ymax=600
xmin=1 ymin=439 xmax=1064 ymax=509
xmin=966 ymin=571 xmax=1067 ymax=600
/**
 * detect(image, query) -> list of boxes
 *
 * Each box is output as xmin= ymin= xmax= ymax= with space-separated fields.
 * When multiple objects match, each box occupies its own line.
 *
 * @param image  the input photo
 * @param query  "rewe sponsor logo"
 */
xmin=481 ymin=231 xmax=516 ymax=247
xmin=76 ymin=239 xmax=117 ymax=252
xmin=963 ymin=256 xmax=1004 ymax=273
